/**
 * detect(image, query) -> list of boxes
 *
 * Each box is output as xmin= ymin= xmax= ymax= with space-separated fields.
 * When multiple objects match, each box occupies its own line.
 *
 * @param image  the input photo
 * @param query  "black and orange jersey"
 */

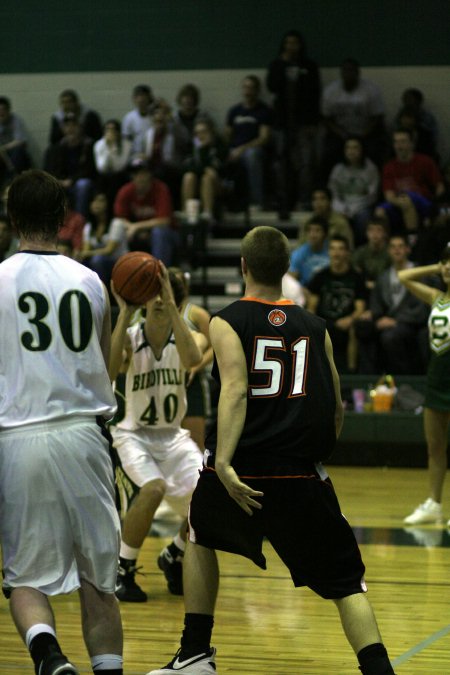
xmin=205 ymin=297 xmax=337 ymax=474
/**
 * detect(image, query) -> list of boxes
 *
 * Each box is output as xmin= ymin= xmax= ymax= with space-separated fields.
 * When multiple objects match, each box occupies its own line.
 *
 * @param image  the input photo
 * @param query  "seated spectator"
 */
xmin=355 ymin=234 xmax=429 ymax=374
xmin=48 ymin=89 xmax=102 ymax=146
xmin=172 ymin=83 xmax=213 ymax=155
xmin=352 ymin=216 xmax=390 ymax=291
xmin=321 ymin=58 xmax=387 ymax=177
xmin=122 ymin=84 xmax=154 ymax=159
xmin=181 ymin=119 xmax=228 ymax=224
xmin=57 ymin=202 xmax=85 ymax=259
xmin=0 ymin=97 xmax=31 ymax=186
xmin=307 ymin=234 xmax=366 ymax=372
xmin=44 ymin=113 xmax=97 ymax=217
xmin=113 ymin=159 xmax=178 ymax=265
xmin=289 ymin=215 xmax=329 ymax=285
xmin=79 ymin=192 xmax=128 ymax=287
xmin=376 ymin=129 xmax=444 ymax=234
xmin=0 ymin=215 xmax=18 ymax=261
xmin=224 ymin=75 xmax=273 ymax=211
xmin=395 ymin=106 xmax=437 ymax=159
xmin=94 ymin=119 xmax=132 ymax=203
xmin=310 ymin=187 xmax=354 ymax=248
xmin=328 ymin=136 xmax=380 ymax=245
xmin=144 ymin=105 xmax=184 ymax=206
xmin=396 ymin=88 xmax=439 ymax=155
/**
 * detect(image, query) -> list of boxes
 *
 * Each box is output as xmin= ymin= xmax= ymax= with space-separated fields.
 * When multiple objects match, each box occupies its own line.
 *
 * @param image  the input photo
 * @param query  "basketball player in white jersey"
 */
xmin=0 ymin=170 xmax=123 ymax=675
xmin=110 ymin=266 xmax=207 ymax=602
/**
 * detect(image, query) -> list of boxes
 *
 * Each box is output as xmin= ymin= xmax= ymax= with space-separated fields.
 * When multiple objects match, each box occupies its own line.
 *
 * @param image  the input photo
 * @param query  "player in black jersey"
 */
xmin=147 ymin=226 xmax=395 ymax=675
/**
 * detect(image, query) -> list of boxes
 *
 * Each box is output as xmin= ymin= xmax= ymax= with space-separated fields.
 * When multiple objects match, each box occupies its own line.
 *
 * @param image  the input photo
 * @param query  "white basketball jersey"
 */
xmin=429 ymin=295 xmax=450 ymax=355
xmin=116 ymin=322 xmax=187 ymax=431
xmin=0 ymin=251 xmax=117 ymax=428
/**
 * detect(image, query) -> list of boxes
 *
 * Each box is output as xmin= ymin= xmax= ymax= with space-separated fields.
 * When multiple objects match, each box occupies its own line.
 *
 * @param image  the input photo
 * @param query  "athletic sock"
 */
xmin=167 ymin=540 xmax=184 ymax=561
xmin=173 ymin=533 xmax=186 ymax=553
xmin=28 ymin=631 xmax=61 ymax=675
xmin=91 ymin=652 xmax=123 ymax=673
xmin=180 ymin=613 xmax=214 ymax=658
xmin=358 ymin=643 xmax=396 ymax=674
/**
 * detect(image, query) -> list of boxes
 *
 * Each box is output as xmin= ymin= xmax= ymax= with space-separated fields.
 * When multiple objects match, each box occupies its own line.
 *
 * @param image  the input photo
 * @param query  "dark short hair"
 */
xmin=366 ymin=215 xmax=389 ymax=233
xmin=59 ymin=89 xmax=78 ymax=102
xmin=243 ymin=75 xmax=261 ymax=91
xmin=0 ymin=96 xmax=11 ymax=109
xmin=176 ymin=83 xmax=200 ymax=107
xmin=133 ymin=84 xmax=152 ymax=98
xmin=306 ymin=215 xmax=329 ymax=234
xmin=241 ymin=226 xmax=290 ymax=285
xmin=329 ymin=234 xmax=350 ymax=250
xmin=7 ymin=170 xmax=67 ymax=241
xmin=312 ymin=187 xmax=333 ymax=202
xmin=393 ymin=128 xmax=414 ymax=141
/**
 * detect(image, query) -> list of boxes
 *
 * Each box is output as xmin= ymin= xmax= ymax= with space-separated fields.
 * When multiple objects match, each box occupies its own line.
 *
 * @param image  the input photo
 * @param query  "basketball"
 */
xmin=111 ymin=251 xmax=161 ymax=305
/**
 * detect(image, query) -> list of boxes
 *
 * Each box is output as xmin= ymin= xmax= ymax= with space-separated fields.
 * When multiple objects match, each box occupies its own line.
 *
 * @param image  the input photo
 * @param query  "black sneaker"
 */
xmin=38 ymin=652 xmax=79 ymax=675
xmin=146 ymin=647 xmax=216 ymax=673
xmin=157 ymin=546 xmax=183 ymax=595
xmin=115 ymin=563 xmax=147 ymax=602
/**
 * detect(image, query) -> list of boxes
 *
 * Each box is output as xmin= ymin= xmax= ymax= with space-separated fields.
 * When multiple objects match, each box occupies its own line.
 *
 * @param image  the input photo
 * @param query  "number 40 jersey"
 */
xmin=0 ymin=251 xmax=117 ymax=428
xmin=205 ymin=298 xmax=337 ymax=474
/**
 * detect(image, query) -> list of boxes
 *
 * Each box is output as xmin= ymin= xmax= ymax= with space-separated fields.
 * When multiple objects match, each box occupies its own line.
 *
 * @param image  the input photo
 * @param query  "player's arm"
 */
xmin=397 ymin=264 xmax=441 ymax=306
xmin=187 ymin=304 xmax=214 ymax=383
xmin=324 ymin=330 xmax=344 ymax=438
xmin=99 ymin=283 xmax=112 ymax=369
xmin=210 ymin=316 xmax=264 ymax=515
xmin=108 ymin=281 xmax=136 ymax=381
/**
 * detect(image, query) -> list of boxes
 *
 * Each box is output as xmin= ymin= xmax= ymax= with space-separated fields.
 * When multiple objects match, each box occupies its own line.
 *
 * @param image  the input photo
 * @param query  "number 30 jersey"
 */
xmin=0 ymin=251 xmax=117 ymax=428
xmin=116 ymin=323 xmax=187 ymax=432
xmin=205 ymin=298 xmax=337 ymax=473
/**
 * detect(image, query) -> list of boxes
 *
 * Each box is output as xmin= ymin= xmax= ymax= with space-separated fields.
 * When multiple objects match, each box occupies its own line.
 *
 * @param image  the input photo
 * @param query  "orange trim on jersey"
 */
xmin=240 ymin=296 xmax=295 ymax=306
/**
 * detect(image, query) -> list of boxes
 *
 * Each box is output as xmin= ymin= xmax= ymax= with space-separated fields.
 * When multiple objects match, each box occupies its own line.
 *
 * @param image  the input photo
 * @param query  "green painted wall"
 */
xmin=2 ymin=0 xmax=449 ymax=74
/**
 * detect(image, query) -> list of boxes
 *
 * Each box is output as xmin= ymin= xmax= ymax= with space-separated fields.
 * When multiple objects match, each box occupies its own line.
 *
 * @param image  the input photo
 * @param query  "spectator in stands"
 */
xmin=321 ymin=58 xmax=387 ymax=178
xmin=181 ymin=119 xmax=228 ymax=224
xmin=396 ymin=88 xmax=439 ymax=154
xmin=172 ymin=83 xmax=212 ymax=155
xmin=310 ymin=187 xmax=354 ymax=248
xmin=144 ymin=105 xmax=184 ymax=207
xmin=122 ymin=84 xmax=154 ymax=159
xmin=289 ymin=215 xmax=329 ymax=286
xmin=94 ymin=119 xmax=132 ymax=204
xmin=0 ymin=97 xmax=31 ymax=186
xmin=376 ymin=129 xmax=444 ymax=234
xmin=266 ymin=29 xmax=321 ymax=212
xmin=395 ymin=106 xmax=437 ymax=159
xmin=44 ymin=113 xmax=97 ymax=217
xmin=0 ymin=215 xmax=18 ymax=261
xmin=79 ymin=192 xmax=128 ymax=287
xmin=307 ymin=234 xmax=366 ymax=372
xmin=355 ymin=234 xmax=429 ymax=374
xmin=48 ymin=89 xmax=102 ymax=146
xmin=57 ymin=200 xmax=85 ymax=259
xmin=224 ymin=75 xmax=272 ymax=212
xmin=328 ymin=136 xmax=380 ymax=245
xmin=352 ymin=216 xmax=391 ymax=291
xmin=114 ymin=159 xmax=177 ymax=265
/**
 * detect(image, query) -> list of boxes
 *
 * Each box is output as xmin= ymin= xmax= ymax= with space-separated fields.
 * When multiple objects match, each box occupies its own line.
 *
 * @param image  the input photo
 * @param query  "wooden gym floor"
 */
xmin=1 ymin=466 xmax=450 ymax=674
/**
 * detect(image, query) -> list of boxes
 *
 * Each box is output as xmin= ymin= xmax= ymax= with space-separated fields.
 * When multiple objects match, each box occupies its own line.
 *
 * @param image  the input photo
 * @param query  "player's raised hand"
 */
xmin=158 ymin=261 xmax=176 ymax=306
xmin=215 ymin=464 xmax=263 ymax=516
xmin=110 ymin=280 xmax=140 ymax=315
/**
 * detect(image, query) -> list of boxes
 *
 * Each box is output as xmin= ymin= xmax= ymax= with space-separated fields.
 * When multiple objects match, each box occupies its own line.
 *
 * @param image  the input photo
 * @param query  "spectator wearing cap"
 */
xmin=48 ymin=89 xmax=103 ymax=146
xmin=122 ymin=84 xmax=155 ymax=159
xmin=113 ymin=160 xmax=178 ymax=265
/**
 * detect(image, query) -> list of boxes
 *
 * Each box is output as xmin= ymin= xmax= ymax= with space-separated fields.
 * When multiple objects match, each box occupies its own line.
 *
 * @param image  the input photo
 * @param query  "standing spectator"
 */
xmin=321 ymin=58 xmax=387 ymax=177
xmin=266 ymin=29 xmax=321 ymax=212
xmin=147 ymin=225 xmax=395 ymax=675
xmin=113 ymin=160 xmax=178 ymax=266
xmin=355 ymin=235 xmax=429 ymax=374
xmin=122 ymin=84 xmax=154 ymax=159
xmin=376 ymin=129 xmax=444 ymax=235
xmin=1 ymin=170 xmax=123 ymax=675
xmin=144 ymin=105 xmax=184 ymax=207
xmin=352 ymin=216 xmax=391 ymax=291
xmin=307 ymin=235 xmax=366 ymax=372
xmin=289 ymin=215 xmax=329 ymax=286
xmin=310 ymin=187 xmax=354 ymax=248
xmin=399 ymin=247 xmax=450 ymax=526
xmin=48 ymin=88 xmax=102 ymax=146
xmin=395 ymin=88 xmax=439 ymax=155
xmin=44 ymin=113 xmax=97 ymax=217
xmin=94 ymin=119 xmax=132 ymax=204
xmin=172 ymin=83 xmax=212 ymax=156
xmin=328 ymin=136 xmax=380 ymax=245
xmin=80 ymin=192 xmax=128 ymax=287
xmin=0 ymin=97 xmax=31 ymax=186
xmin=224 ymin=75 xmax=272 ymax=211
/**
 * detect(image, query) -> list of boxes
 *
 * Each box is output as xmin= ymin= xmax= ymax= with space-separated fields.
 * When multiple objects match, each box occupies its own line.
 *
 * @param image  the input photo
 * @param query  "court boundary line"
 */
xmin=392 ymin=622 xmax=450 ymax=667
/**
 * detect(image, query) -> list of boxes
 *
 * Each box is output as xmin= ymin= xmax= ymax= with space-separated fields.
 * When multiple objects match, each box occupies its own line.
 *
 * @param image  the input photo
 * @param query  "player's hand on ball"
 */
xmin=110 ymin=280 xmax=140 ymax=314
xmin=158 ymin=262 xmax=176 ymax=305
xmin=215 ymin=464 xmax=263 ymax=516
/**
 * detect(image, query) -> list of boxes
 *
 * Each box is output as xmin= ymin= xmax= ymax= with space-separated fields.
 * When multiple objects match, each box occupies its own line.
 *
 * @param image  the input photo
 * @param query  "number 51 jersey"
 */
xmin=205 ymin=298 xmax=337 ymax=473
xmin=0 ymin=251 xmax=117 ymax=428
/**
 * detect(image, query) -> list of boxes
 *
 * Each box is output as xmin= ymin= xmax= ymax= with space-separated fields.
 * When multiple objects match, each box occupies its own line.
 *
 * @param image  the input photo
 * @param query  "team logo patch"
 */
xmin=268 ymin=309 xmax=286 ymax=326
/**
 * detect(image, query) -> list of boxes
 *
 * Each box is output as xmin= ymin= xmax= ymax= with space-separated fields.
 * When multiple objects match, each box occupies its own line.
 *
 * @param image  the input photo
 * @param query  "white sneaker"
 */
xmin=146 ymin=648 xmax=216 ymax=674
xmin=404 ymin=498 xmax=443 ymax=525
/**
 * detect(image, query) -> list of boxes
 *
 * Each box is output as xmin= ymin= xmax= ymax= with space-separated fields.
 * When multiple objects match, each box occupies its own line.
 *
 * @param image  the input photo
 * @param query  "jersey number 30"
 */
xmin=250 ymin=337 xmax=308 ymax=398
